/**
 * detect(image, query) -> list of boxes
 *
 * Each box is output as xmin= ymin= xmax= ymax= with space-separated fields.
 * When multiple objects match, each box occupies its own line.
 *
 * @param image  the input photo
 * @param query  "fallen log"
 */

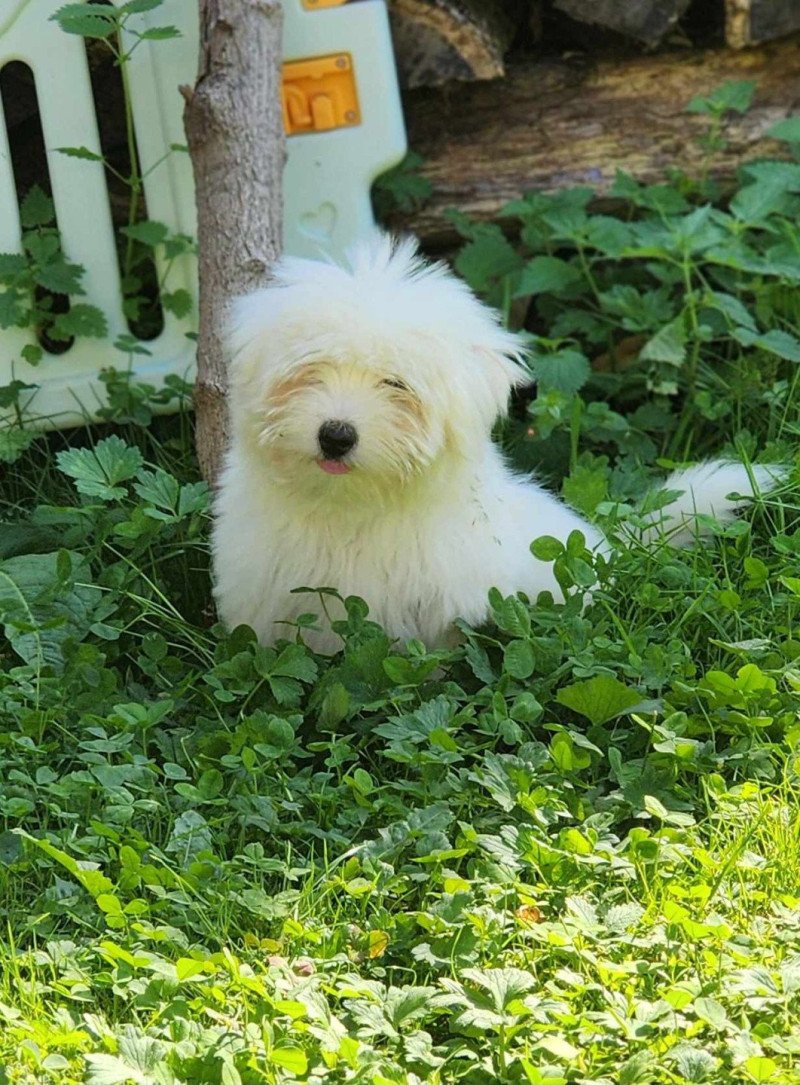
xmin=554 ymin=0 xmax=691 ymax=46
xmin=389 ymin=0 xmax=525 ymax=87
xmin=726 ymin=1 xmax=800 ymax=49
xmin=397 ymin=36 xmax=800 ymax=246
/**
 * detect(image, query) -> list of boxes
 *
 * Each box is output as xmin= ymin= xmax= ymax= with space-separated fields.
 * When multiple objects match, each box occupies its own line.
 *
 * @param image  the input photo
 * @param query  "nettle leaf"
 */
xmin=584 ymin=214 xmax=633 ymax=255
xmin=734 ymin=327 xmax=800 ymax=362
xmin=514 ymin=255 xmax=581 ymax=297
xmin=50 ymin=303 xmax=108 ymax=340
xmin=120 ymin=221 xmax=169 ymax=247
xmin=56 ymin=145 xmax=104 ymax=162
xmin=51 ymin=4 xmax=118 ymax=38
xmin=0 ymin=253 xmax=28 ymax=279
xmin=556 ymin=675 xmax=646 ymax=726
xmin=0 ymin=551 xmax=100 ymax=669
xmin=562 ymin=461 xmax=609 ymax=516
xmin=641 ymin=317 xmax=686 ymax=365
xmin=686 ymin=79 xmax=756 ymax=115
xmin=19 ymin=186 xmax=54 ymax=228
xmin=0 ymin=429 xmax=36 ymax=464
xmin=0 ymin=291 xmax=28 ymax=329
xmin=120 ymin=0 xmax=164 ymax=13
xmin=453 ymin=225 xmax=524 ymax=293
xmin=35 ymin=259 xmax=85 ymax=295
xmin=730 ymin=178 xmax=789 ymax=223
xmin=767 ymin=116 xmax=800 ymax=143
xmin=529 ymin=349 xmax=591 ymax=394
xmin=57 ymin=435 xmax=144 ymax=501
xmin=705 ymin=291 xmax=757 ymax=332
xmin=134 ymin=25 xmax=181 ymax=40
xmin=161 ymin=288 xmax=192 ymax=318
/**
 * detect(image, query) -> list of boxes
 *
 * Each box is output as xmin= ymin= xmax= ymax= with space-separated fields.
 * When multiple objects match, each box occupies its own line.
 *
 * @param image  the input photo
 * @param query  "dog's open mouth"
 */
xmin=318 ymin=459 xmax=352 ymax=475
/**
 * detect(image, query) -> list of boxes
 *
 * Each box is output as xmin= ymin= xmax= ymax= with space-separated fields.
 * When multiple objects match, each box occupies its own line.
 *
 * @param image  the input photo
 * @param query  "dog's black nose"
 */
xmin=318 ymin=420 xmax=358 ymax=460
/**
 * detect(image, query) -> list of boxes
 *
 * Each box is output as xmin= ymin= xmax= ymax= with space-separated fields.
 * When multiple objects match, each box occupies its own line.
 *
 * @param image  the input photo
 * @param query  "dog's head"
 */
xmin=226 ymin=234 xmax=529 ymax=493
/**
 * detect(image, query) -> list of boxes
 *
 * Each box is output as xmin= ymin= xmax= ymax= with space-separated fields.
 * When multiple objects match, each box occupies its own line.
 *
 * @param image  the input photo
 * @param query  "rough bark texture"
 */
xmin=389 ymin=0 xmax=524 ymax=87
xmin=183 ymin=0 xmax=284 ymax=485
xmin=397 ymin=37 xmax=800 ymax=246
xmin=554 ymin=0 xmax=691 ymax=45
xmin=726 ymin=0 xmax=800 ymax=48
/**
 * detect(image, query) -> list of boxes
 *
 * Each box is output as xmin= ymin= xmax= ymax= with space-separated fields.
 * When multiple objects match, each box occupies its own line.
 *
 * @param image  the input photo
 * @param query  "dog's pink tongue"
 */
xmin=319 ymin=459 xmax=351 ymax=475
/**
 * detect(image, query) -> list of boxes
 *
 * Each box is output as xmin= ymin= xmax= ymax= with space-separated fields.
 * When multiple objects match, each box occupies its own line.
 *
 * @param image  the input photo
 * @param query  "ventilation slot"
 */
xmin=0 ymin=60 xmax=74 ymax=355
xmin=84 ymin=2 xmax=164 ymax=342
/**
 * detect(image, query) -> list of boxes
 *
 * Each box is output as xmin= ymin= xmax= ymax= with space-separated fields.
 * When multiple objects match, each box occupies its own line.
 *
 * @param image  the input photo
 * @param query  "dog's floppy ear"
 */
xmin=473 ymin=343 xmax=532 ymax=422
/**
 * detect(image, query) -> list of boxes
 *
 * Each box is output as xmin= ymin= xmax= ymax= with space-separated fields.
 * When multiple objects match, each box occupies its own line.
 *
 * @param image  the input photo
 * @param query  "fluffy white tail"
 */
xmin=637 ymin=460 xmax=783 ymax=547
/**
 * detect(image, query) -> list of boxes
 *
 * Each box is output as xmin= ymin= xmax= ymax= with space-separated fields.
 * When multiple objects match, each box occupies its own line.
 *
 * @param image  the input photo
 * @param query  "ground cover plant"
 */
xmin=2 ymin=44 xmax=800 ymax=1085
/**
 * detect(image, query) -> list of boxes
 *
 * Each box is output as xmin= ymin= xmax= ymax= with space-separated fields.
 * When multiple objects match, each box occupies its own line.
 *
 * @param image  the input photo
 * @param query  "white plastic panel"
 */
xmin=0 ymin=0 xmax=407 ymax=428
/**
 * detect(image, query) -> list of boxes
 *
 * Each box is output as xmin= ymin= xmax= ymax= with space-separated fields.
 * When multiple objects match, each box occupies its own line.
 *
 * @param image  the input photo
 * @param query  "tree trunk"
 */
xmin=183 ymin=0 xmax=284 ymax=486
xmin=396 ymin=37 xmax=800 ymax=246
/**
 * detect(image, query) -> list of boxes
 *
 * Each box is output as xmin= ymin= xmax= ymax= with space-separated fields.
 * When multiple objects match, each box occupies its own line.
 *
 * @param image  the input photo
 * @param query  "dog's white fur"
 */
xmin=213 ymin=234 xmax=778 ymax=653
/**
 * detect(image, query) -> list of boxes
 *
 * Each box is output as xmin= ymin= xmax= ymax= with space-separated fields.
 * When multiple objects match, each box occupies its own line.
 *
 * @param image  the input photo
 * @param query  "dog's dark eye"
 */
xmin=381 ymin=377 xmax=409 ymax=391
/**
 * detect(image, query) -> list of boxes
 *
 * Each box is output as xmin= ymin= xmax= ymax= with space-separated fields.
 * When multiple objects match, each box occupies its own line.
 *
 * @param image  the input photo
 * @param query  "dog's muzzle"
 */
xmin=318 ymin=420 xmax=358 ymax=460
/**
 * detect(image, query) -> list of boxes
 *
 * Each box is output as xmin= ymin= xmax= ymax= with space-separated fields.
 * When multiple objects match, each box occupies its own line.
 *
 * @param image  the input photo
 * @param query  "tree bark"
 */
xmin=183 ymin=0 xmax=284 ymax=486
xmin=396 ymin=36 xmax=800 ymax=246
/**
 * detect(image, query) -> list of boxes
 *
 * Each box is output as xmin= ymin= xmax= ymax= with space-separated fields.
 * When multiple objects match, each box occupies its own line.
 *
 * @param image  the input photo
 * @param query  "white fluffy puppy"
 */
xmin=213 ymin=234 xmax=776 ymax=653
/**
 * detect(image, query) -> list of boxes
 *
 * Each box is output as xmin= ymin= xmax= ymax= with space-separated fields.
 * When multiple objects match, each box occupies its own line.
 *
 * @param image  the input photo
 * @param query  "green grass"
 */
xmin=0 ymin=398 xmax=797 ymax=1085
xmin=4 ymin=126 xmax=800 ymax=1080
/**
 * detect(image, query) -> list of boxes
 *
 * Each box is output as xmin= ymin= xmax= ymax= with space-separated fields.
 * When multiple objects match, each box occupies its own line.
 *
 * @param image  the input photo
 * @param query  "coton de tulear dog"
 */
xmin=212 ymin=234 xmax=778 ymax=654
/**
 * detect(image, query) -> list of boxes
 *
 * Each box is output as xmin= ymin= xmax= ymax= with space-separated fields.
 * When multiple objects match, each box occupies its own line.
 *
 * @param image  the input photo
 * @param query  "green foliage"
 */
xmin=1 ymin=80 xmax=800 ymax=1084
xmin=372 ymin=152 xmax=433 ymax=218
xmin=447 ymin=94 xmax=800 ymax=490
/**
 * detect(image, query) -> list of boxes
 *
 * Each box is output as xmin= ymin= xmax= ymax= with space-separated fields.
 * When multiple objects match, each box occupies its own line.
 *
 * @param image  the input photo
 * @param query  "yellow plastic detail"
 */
xmin=301 ymin=0 xmax=348 ymax=9
xmin=282 ymin=54 xmax=360 ymax=136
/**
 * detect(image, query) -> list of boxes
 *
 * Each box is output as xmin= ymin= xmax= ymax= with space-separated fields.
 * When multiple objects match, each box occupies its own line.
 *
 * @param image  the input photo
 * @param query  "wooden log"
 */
xmin=388 ymin=0 xmax=524 ymax=87
xmin=396 ymin=37 xmax=800 ymax=246
xmin=726 ymin=1 xmax=800 ymax=49
xmin=554 ymin=0 xmax=691 ymax=46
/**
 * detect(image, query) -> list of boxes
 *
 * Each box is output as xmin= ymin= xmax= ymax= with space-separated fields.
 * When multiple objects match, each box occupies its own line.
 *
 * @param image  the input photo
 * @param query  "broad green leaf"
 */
xmin=453 ymin=225 xmax=524 ymax=293
xmin=514 ymin=256 xmax=581 ymax=297
xmin=134 ymin=25 xmax=180 ymax=40
xmin=57 ymin=145 xmax=104 ymax=162
xmin=529 ymin=349 xmax=591 ymax=394
xmin=641 ymin=317 xmax=686 ymax=365
xmin=50 ymin=303 xmax=108 ymax=340
xmin=503 ymin=638 xmax=535 ymax=680
xmin=461 ymin=966 xmax=536 ymax=1012
xmin=19 ymin=185 xmax=54 ymax=228
xmin=120 ymin=0 xmax=164 ymax=12
xmin=766 ymin=116 xmax=800 ymax=142
xmin=51 ymin=4 xmax=118 ymax=38
xmin=120 ymin=221 xmax=169 ymax=247
xmin=0 ymin=551 xmax=99 ymax=668
xmin=57 ymin=435 xmax=144 ymax=501
xmin=694 ymin=996 xmax=729 ymax=1030
xmin=0 ymin=429 xmax=35 ymax=464
xmin=556 ymin=675 xmax=645 ymax=726
xmin=734 ymin=327 xmax=800 ymax=362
